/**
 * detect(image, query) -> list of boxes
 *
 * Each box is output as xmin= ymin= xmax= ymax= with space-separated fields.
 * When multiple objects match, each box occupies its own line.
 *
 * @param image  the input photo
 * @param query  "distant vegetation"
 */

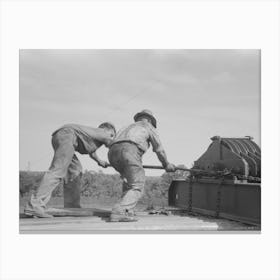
xmin=19 ymin=166 xmax=189 ymax=208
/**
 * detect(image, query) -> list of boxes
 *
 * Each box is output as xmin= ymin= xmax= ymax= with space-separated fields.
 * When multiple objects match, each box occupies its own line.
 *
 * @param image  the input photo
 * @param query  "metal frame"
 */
xmin=168 ymin=178 xmax=261 ymax=226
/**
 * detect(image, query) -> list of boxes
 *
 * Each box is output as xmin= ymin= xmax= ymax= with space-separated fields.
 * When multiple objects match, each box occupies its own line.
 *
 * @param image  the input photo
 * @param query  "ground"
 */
xmin=19 ymin=207 xmax=260 ymax=233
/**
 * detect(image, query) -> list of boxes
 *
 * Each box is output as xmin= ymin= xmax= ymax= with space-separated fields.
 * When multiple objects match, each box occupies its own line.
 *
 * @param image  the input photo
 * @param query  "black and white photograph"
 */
xmin=19 ymin=49 xmax=261 ymax=233
xmin=1 ymin=1 xmax=280 ymax=280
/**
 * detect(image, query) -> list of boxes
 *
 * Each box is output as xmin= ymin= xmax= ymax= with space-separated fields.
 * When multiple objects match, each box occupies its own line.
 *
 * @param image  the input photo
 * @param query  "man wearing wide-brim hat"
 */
xmin=108 ymin=109 xmax=176 ymax=222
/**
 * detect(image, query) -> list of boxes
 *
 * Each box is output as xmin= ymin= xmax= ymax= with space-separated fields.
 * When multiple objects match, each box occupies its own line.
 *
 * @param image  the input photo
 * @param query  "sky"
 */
xmin=19 ymin=49 xmax=260 ymax=176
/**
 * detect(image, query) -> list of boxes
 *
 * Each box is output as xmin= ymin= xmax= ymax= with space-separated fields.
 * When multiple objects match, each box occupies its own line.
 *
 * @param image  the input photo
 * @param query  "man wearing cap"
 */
xmin=108 ymin=110 xmax=176 ymax=222
xmin=24 ymin=122 xmax=116 ymax=218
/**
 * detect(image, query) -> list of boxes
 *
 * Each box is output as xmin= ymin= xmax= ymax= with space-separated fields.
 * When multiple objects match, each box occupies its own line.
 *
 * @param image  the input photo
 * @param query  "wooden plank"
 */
xmin=19 ymin=211 xmax=260 ymax=233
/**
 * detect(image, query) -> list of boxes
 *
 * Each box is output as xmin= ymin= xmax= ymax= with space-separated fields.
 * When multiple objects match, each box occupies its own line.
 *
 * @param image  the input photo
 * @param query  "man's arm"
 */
xmin=94 ymin=130 xmax=114 ymax=147
xmin=148 ymin=126 xmax=176 ymax=172
xmin=89 ymin=152 xmax=109 ymax=168
xmin=153 ymin=147 xmax=176 ymax=172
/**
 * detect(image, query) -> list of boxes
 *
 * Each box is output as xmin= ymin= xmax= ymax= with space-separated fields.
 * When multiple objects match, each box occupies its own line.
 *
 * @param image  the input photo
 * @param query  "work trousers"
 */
xmin=28 ymin=128 xmax=82 ymax=210
xmin=108 ymin=142 xmax=145 ymax=214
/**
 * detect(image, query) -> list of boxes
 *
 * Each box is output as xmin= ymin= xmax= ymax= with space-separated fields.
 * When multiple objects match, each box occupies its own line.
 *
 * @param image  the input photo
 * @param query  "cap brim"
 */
xmin=134 ymin=113 xmax=157 ymax=128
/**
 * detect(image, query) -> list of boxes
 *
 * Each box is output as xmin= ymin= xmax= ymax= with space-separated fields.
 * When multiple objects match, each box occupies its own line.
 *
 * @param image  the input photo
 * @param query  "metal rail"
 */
xmin=107 ymin=164 xmax=261 ymax=182
xmin=108 ymin=164 xmax=226 ymax=175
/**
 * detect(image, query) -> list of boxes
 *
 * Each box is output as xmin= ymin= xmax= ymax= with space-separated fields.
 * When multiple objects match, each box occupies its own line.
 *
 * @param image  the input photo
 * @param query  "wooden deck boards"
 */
xmin=19 ymin=208 xmax=260 ymax=233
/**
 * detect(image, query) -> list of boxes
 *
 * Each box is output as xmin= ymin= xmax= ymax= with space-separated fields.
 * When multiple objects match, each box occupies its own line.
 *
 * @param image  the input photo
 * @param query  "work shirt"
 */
xmin=111 ymin=121 xmax=163 ymax=153
xmin=52 ymin=124 xmax=113 ymax=154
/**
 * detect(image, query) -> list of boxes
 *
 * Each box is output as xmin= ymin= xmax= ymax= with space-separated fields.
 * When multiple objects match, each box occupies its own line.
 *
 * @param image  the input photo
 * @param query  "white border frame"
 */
xmin=1 ymin=1 xmax=280 ymax=279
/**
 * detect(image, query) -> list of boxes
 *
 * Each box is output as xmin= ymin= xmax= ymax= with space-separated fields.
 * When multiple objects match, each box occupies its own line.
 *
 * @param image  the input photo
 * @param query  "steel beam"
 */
xmin=168 ymin=178 xmax=261 ymax=226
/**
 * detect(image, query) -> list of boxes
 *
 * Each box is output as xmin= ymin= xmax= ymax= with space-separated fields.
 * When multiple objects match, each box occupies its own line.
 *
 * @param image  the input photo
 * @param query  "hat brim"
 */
xmin=134 ymin=112 xmax=157 ymax=128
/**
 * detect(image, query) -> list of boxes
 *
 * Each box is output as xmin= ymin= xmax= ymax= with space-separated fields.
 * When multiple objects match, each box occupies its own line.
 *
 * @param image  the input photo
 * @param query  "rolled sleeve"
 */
xmin=149 ymin=127 xmax=164 ymax=153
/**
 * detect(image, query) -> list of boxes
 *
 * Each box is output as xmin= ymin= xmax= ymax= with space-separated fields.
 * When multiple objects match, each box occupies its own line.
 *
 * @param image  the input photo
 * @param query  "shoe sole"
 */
xmin=109 ymin=219 xmax=138 ymax=222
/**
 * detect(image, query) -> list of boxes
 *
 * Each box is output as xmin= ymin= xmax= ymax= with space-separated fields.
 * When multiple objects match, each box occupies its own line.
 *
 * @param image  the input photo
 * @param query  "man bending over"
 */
xmin=24 ymin=122 xmax=116 ymax=218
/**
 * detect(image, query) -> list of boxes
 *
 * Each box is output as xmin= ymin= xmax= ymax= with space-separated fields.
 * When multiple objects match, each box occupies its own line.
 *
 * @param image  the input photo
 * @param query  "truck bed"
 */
xmin=19 ymin=208 xmax=260 ymax=233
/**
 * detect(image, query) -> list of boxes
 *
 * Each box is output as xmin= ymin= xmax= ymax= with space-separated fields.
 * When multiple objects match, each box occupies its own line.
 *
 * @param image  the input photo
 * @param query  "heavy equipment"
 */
xmin=168 ymin=136 xmax=261 ymax=225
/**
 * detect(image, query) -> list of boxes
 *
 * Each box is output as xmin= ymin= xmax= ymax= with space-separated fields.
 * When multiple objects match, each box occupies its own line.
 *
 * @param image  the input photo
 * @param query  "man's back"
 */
xmin=53 ymin=124 xmax=113 ymax=154
xmin=112 ymin=121 xmax=162 ymax=153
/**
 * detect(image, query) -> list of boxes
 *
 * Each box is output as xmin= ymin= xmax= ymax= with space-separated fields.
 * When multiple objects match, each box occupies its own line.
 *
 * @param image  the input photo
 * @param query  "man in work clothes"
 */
xmin=24 ymin=122 xmax=116 ymax=218
xmin=108 ymin=110 xmax=176 ymax=222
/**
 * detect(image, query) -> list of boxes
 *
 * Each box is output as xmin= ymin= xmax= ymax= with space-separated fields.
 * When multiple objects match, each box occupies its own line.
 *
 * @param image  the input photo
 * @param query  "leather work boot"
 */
xmin=24 ymin=205 xmax=53 ymax=218
xmin=109 ymin=212 xmax=138 ymax=222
